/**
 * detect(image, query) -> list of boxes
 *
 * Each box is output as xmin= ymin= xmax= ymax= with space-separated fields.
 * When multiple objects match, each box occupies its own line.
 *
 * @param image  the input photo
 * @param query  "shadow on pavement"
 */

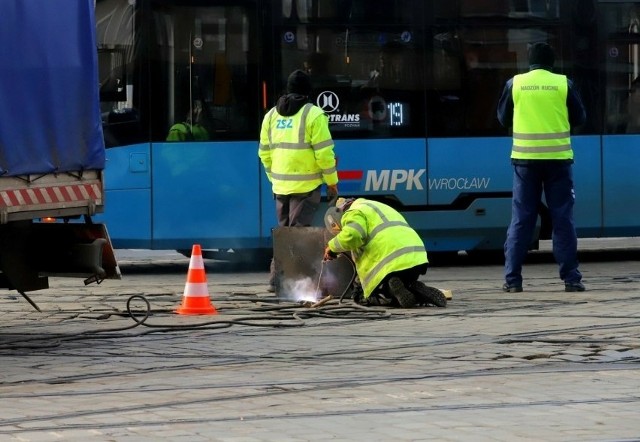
xmin=117 ymin=257 xmax=271 ymax=275
xmin=429 ymin=248 xmax=640 ymax=267
xmin=116 ymin=247 xmax=640 ymax=275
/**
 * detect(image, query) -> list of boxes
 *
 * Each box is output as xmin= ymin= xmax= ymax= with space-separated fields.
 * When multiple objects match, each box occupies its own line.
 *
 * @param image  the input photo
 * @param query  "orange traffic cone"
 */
xmin=175 ymin=244 xmax=218 ymax=315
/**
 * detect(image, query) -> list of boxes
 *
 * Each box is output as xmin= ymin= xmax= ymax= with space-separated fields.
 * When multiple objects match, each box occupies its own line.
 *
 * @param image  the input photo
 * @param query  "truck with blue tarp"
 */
xmin=0 ymin=0 xmax=120 ymax=305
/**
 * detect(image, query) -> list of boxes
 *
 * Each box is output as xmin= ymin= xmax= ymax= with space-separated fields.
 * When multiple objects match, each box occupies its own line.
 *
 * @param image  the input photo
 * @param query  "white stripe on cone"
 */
xmin=190 ymin=253 xmax=204 ymax=269
xmin=184 ymin=282 xmax=209 ymax=297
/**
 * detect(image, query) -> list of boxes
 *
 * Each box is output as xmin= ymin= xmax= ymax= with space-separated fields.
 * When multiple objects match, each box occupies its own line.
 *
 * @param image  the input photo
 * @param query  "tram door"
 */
xmin=149 ymin=1 xmax=263 ymax=249
xmin=600 ymin=2 xmax=640 ymax=234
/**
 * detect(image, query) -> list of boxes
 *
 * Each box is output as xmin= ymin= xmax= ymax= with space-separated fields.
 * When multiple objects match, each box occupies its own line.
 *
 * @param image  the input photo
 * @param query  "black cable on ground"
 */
xmin=125 ymin=294 xmax=391 ymax=332
xmin=0 ymin=292 xmax=391 ymax=351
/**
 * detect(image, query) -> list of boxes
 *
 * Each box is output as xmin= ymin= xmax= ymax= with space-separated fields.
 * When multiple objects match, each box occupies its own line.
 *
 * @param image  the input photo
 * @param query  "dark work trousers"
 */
xmin=504 ymin=161 xmax=582 ymax=287
xmin=275 ymin=186 xmax=322 ymax=227
xmin=269 ymin=186 xmax=322 ymax=286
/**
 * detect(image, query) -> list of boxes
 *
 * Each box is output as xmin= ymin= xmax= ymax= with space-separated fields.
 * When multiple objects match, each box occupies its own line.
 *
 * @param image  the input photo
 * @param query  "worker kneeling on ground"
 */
xmin=323 ymin=198 xmax=446 ymax=308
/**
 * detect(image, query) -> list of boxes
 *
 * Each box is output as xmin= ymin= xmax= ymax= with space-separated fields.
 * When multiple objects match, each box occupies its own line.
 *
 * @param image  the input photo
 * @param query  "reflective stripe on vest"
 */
xmin=512 ymin=70 xmax=572 ymax=160
xmin=265 ymin=104 xmax=326 ymax=191
xmin=329 ymin=199 xmax=428 ymax=297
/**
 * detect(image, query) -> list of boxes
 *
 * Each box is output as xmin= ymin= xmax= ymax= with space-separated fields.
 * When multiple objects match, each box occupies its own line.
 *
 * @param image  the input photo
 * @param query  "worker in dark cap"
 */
xmin=497 ymin=42 xmax=587 ymax=294
xmin=323 ymin=197 xmax=447 ymax=308
xmin=259 ymin=69 xmax=339 ymax=292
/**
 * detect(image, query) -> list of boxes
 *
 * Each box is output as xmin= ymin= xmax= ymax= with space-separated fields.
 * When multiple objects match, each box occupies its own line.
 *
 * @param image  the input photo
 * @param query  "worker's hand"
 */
xmin=327 ymin=184 xmax=338 ymax=199
xmin=323 ymin=246 xmax=338 ymax=262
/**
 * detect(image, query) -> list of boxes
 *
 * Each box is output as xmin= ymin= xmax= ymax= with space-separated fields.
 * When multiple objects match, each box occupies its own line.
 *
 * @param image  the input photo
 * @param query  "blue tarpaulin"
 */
xmin=0 ymin=0 xmax=105 ymax=176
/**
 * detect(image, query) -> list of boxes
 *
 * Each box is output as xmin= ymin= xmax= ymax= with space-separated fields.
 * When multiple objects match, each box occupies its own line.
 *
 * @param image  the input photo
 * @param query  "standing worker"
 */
xmin=259 ymin=69 xmax=339 ymax=292
xmin=497 ymin=42 xmax=587 ymax=293
xmin=323 ymin=198 xmax=447 ymax=308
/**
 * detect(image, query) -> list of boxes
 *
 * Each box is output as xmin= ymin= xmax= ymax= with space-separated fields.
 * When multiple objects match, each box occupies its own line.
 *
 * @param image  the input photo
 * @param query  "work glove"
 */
xmin=323 ymin=245 xmax=338 ymax=261
xmin=327 ymin=184 xmax=338 ymax=199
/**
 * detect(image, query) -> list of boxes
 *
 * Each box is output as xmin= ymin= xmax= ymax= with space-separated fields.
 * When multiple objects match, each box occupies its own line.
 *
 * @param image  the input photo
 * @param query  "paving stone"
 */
xmin=1 ymin=245 xmax=640 ymax=440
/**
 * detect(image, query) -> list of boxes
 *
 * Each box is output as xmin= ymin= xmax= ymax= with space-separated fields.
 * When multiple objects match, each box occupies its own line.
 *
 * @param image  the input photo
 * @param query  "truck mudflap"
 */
xmin=0 ymin=221 xmax=121 ymax=293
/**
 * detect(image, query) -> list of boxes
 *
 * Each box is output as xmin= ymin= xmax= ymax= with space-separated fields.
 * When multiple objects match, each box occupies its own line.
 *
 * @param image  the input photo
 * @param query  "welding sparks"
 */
xmin=281 ymin=276 xmax=321 ymax=302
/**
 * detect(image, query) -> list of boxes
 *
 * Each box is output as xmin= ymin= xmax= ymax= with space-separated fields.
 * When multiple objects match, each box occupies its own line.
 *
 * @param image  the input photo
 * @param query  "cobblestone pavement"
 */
xmin=1 ymin=242 xmax=639 ymax=441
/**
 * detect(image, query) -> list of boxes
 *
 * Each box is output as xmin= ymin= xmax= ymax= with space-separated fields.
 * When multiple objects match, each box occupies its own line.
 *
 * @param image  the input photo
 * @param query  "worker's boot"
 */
xmin=388 ymin=277 xmax=416 ymax=308
xmin=408 ymin=280 xmax=447 ymax=308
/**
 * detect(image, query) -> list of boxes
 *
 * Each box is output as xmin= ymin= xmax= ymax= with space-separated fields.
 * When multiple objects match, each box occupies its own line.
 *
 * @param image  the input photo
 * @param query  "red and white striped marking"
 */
xmin=183 ymin=246 xmax=209 ymax=297
xmin=0 ymin=183 xmax=102 ymax=208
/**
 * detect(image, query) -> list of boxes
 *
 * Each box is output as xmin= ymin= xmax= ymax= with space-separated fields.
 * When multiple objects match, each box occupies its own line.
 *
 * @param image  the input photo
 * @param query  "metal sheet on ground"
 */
xmin=272 ymin=227 xmax=355 ymax=301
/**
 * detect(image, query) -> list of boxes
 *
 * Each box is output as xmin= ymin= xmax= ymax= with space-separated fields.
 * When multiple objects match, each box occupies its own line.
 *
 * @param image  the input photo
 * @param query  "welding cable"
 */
xmin=125 ymin=294 xmax=305 ymax=330
xmin=0 ymin=296 xmax=153 ymax=350
xmin=130 ymin=258 xmax=375 ymax=328
xmin=123 ymin=292 xmax=393 ymax=332
xmin=336 ymin=253 xmax=357 ymax=304
xmin=292 ymin=303 xmax=391 ymax=321
xmin=0 ymin=287 xmax=391 ymax=351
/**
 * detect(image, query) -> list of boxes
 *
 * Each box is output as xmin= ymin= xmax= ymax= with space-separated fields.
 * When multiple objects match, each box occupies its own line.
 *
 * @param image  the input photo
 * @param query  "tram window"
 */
xmin=459 ymin=0 xmax=560 ymax=18
xmin=273 ymin=0 xmax=426 ymax=138
xmin=427 ymin=26 xmax=520 ymax=137
xmin=629 ymin=78 xmax=640 ymax=133
xmin=426 ymin=0 xmax=599 ymax=137
xmin=148 ymin=3 xmax=258 ymax=142
xmin=281 ymin=0 xmax=421 ymax=24
xmin=460 ymin=0 xmax=510 ymax=17
xmin=98 ymin=49 xmax=126 ymax=102
xmin=96 ymin=0 xmax=145 ymax=148
xmin=601 ymin=2 xmax=640 ymax=134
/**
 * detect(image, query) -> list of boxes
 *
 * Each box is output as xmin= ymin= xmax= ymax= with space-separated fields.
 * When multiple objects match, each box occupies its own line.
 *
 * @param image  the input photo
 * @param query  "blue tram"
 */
xmin=94 ymin=0 xmax=640 ymax=258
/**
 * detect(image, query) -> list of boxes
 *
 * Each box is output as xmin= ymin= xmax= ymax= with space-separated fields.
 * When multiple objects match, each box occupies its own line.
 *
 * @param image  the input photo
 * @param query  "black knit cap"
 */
xmin=286 ymin=69 xmax=312 ymax=96
xmin=528 ymin=42 xmax=555 ymax=68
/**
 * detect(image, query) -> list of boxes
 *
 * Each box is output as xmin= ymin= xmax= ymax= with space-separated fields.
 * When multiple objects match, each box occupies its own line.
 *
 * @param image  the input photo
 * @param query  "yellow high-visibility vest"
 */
xmin=328 ymin=199 xmax=428 ymax=298
xmin=258 ymin=103 xmax=337 ymax=195
xmin=512 ymin=69 xmax=572 ymax=160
